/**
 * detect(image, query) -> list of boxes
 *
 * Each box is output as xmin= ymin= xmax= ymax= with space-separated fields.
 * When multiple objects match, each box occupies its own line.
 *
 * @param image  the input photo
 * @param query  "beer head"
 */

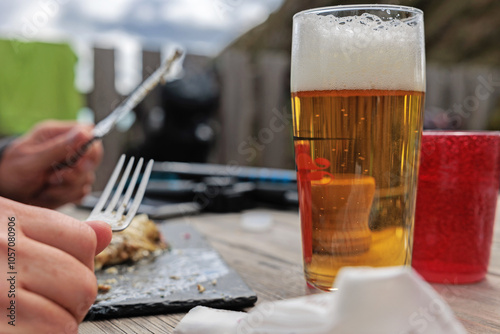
xmin=291 ymin=6 xmax=425 ymax=93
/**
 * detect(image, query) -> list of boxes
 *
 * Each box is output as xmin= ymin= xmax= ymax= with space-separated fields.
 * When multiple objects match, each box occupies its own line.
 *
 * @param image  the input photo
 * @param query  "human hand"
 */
xmin=0 ymin=197 xmax=112 ymax=333
xmin=0 ymin=120 xmax=103 ymax=209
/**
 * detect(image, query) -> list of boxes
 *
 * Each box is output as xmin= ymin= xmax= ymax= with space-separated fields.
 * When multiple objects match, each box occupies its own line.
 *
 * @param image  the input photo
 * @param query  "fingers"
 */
xmin=39 ymin=135 xmax=102 ymax=208
xmin=30 ymin=120 xmax=81 ymax=143
xmin=18 ymin=239 xmax=97 ymax=323
xmin=34 ymin=125 xmax=94 ymax=169
xmin=2 ymin=121 xmax=103 ymax=209
xmin=20 ymin=204 xmax=98 ymax=269
xmin=48 ymin=167 xmax=91 ymax=185
xmin=40 ymin=160 xmax=97 ymax=207
xmin=82 ymin=138 xmax=103 ymax=168
xmin=33 ymin=182 xmax=92 ymax=210
xmin=0 ymin=196 xmax=108 ymax=331
xmin=48 ymin=154 xmax=97 ymax=185
xmin=28 ymin=121 xmax=102 ymax=172
xmin=16 ymin=287 xmax=79 ymax=334
xmin=33 ymin=185 xmax=92 ymax=209
xmin=86 ymin=221 xmax=113 ymax=255
xmin=39 ymin=177 xmax=93 ymax=209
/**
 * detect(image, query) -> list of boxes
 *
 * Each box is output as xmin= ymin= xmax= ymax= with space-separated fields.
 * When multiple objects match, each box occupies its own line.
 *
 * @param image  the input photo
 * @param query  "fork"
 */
xmin=87 ymin=154 xmax=154 ymax=231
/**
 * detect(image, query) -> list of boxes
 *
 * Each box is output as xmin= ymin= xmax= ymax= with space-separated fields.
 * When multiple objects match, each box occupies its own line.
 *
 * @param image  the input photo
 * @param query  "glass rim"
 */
xmin=294 ymin=4 xmax=423 ymax=19
xmin=423 ymin=130 xmax=500 ymax=136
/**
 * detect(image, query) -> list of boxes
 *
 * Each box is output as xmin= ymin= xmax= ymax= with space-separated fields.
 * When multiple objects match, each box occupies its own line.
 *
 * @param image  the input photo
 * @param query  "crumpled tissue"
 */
xmin=174 ymin=267 xmax=467 ymax=334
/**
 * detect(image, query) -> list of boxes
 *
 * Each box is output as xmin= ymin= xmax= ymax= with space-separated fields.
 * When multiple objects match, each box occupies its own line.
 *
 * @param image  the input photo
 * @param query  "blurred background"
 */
xmin=1 ymin=0 xmax=499 ymax=189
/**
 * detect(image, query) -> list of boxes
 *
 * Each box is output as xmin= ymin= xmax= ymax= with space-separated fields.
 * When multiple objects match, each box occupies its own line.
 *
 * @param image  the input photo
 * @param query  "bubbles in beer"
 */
xmin=291 ymin=12 xmax=425 ymax=92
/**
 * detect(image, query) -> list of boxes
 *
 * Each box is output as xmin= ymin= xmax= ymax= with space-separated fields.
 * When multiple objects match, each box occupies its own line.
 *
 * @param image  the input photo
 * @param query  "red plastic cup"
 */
xmin=412 ymin=131 xmax=500 ymax=284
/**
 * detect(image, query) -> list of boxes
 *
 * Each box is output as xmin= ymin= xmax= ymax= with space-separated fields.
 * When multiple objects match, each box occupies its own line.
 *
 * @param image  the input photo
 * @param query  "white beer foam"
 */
xmin=291 ymin=12 xmax=425 ymax=92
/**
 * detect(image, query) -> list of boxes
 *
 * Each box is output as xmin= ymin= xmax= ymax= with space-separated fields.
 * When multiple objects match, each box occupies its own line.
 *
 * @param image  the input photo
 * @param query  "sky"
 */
xmin=0 ymin=0 xmax=284 ymax=93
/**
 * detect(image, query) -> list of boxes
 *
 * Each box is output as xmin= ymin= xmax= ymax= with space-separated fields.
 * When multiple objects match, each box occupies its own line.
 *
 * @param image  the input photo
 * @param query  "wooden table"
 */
xmin=68 ymin=202 xmax=500 ymax=334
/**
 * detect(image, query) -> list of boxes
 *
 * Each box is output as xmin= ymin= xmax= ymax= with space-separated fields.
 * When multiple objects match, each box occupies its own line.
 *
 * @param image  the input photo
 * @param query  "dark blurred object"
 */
xmin=193 ymin=177 xmax=256 ymax=213
xmin=144 ymin=178 xmax=298 ymax=213
xmin=145 ymin=162 xmax=299 ymax=213
xmin=152 ymin=161 xmax=296 ymax=182
xmin=129 ymin=59 xmax=220 ymax=162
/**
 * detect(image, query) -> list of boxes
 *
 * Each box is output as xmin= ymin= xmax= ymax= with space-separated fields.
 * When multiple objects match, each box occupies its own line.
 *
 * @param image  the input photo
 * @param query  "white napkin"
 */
xmin=174 ymin=267 xmax=467 ymax=334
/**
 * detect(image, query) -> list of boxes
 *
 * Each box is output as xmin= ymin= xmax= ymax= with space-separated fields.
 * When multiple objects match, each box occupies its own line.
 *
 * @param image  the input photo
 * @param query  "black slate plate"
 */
xmin=85 ymin=221 xmax=257 ymax=320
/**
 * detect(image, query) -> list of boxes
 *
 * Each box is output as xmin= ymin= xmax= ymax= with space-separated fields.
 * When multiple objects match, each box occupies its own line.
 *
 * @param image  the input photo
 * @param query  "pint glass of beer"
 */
xmin=291 ymin=5 xmax=425 ymax=291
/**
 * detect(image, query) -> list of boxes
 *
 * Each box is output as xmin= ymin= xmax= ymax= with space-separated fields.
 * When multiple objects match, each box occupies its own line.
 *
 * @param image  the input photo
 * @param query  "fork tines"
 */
xmin=87 ymin=154 xmax=154 ymax=231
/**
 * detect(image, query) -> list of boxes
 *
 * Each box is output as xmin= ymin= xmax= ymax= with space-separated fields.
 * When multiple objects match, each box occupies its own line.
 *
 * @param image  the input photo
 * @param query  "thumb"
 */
xmin=36 ymin=127 xmax=91 ymax=168
xmin=85 ymin=221 xmax=113 ymax=255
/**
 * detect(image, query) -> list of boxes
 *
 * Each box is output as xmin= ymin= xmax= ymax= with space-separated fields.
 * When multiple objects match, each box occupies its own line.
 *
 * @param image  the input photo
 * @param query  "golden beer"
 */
xmin=291 ymin=7 xmax=425 ymax=290
xmin=292 ymin=90 xmax=424 ymax=290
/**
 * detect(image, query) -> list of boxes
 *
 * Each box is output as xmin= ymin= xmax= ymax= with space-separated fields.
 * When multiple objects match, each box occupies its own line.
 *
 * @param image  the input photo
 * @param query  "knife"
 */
xmin=55 ymin=49 xmax=184 ymax=170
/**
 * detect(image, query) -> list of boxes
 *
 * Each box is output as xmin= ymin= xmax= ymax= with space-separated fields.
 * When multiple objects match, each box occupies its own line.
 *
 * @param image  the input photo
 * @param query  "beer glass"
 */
xmin=291 ymin=5 xmax=425 ymax=291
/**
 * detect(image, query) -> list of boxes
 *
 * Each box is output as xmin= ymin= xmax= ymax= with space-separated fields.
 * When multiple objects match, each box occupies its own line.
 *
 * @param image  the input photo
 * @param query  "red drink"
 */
xmin=412 ymin=131 xmax=500 ymax=283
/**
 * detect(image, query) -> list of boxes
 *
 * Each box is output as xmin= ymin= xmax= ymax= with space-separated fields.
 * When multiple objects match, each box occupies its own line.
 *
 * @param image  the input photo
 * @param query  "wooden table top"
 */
xmin=69 ymin=201 xmax=500 ymax=334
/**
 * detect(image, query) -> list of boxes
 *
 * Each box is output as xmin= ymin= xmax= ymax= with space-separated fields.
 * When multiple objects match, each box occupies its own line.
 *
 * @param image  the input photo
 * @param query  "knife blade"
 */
xmin=93 ymin=49 xmax=184 ymax=139
xmin=55 ymin=49 xmax=184 ymax=170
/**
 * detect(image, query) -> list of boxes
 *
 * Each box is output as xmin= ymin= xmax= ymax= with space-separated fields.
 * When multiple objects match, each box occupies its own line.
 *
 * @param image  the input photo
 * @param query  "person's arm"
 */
xmin=0 ymin=121 xmax=103 ymax=209
xmin=0 ymin=196 xmax=112 ymax=333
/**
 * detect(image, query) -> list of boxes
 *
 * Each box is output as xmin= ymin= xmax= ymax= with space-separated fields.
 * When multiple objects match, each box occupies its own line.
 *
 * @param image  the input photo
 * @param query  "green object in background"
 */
xmin=0 ymin=39 xmax=83 ymax=135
